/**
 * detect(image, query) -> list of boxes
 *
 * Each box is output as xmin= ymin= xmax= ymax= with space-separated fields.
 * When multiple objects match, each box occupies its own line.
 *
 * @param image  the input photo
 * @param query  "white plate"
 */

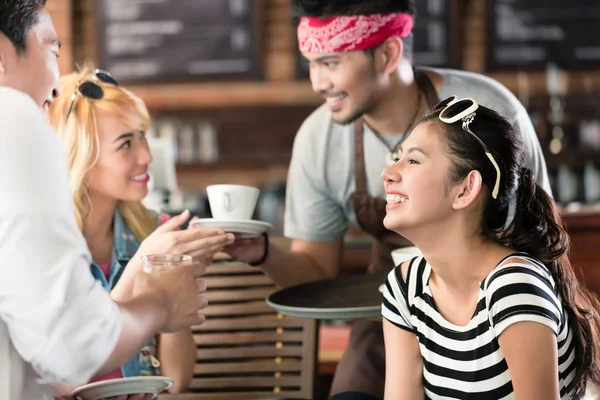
xmin=189 ymin=218 xmax=272 ymax=238
xmin=72 ymin=376 xmax=173 ymax=400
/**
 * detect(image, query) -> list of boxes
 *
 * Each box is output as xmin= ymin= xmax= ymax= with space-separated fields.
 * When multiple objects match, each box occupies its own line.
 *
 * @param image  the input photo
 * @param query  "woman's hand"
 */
xmin=138 ymin=210 xmax=234 ymax=260
xmin=112 ymin=210 xmax=232 ymax=302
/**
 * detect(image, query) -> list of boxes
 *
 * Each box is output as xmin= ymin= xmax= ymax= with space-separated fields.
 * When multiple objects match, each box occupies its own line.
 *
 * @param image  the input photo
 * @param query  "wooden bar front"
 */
xmin=563 ymin=213 xmax=600 ymax=294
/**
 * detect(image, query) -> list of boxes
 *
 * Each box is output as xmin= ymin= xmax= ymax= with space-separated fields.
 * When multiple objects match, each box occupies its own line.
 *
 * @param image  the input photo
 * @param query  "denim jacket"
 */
xmin=89 ymin=210 xmax=159 ymax=378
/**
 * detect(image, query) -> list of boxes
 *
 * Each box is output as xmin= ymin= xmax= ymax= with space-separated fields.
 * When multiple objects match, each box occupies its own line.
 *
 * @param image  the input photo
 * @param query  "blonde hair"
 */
xmin=47 ymin=62 xmax=157 ymax=240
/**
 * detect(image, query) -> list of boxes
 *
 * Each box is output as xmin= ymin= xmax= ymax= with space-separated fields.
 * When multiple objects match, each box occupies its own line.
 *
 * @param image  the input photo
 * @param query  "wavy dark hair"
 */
xmin=0 ymin=0 xmax=47 ymax=54
xmin=290 ymin=0 xmax=416 ymax=17
xmin=421 ymin=104 xmax=600 ymax=396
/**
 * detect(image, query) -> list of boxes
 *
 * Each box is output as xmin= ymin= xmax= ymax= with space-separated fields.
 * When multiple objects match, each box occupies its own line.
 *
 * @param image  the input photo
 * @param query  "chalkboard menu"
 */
xmin=487 ymin=0 xmax=600 ymax=71
xmin=95 ymin=0 xmax=263 ymax=82
xmin=412 ymin=0 xmax=460 ymax=68
xmin=296 ymin=0 xmax=460 ymax=77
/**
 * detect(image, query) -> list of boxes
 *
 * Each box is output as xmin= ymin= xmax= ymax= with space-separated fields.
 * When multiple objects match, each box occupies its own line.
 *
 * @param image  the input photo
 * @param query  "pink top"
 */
xmin=158 ymin=212 xmax=172 ymax=225
xmin=89 ymin=212 xmax=172 ymax=384
xmin=98 ymin=260 xmax=111 ymax=281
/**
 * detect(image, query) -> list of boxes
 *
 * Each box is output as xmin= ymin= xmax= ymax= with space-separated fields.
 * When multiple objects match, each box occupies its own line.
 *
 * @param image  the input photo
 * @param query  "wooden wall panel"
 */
xmin=53 ymin=0 xmax=600 ymax=100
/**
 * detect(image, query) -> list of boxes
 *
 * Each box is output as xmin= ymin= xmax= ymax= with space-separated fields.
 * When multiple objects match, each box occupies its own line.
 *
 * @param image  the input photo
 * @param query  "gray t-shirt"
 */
xmin=284 ymin=68 xmax=551 ymax=242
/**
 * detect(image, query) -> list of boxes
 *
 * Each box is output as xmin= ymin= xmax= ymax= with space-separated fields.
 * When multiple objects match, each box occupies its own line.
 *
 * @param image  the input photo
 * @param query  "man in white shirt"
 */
xmin=0 ymin=1 xmax=208 ymax=398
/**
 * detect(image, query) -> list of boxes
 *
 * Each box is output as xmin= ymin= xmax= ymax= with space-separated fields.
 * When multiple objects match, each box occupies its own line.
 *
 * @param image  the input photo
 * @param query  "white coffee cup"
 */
xmin=206 ymin=184 xmax=260 ymax=221
xmin=391 ymin=246 xmax=422 ymax=266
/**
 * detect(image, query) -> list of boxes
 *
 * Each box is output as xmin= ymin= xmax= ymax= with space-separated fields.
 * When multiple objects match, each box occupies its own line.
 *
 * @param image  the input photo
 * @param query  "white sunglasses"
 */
xmin=434 ymin=96 xmax=501 ymax=199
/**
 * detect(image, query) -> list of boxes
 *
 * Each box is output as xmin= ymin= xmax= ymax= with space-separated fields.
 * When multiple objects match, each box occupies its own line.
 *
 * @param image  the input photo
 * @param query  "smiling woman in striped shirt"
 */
xmin=381 ymin=96 xmax=600 ymax=400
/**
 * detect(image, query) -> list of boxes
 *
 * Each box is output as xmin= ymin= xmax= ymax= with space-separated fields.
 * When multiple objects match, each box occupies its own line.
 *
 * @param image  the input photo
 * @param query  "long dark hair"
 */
xmin=422 ymin=105 xmax=600 ymax=395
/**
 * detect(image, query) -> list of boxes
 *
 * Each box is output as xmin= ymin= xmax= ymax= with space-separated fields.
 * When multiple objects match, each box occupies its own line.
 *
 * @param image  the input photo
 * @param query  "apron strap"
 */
xmin=353 ymin=69 xmax=440 ymax=195
xmin=353 ymin=119 xmax=368 ymax=194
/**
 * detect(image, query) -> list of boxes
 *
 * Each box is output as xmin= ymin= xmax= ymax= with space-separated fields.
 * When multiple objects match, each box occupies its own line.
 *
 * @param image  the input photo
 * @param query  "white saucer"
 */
xmin=189 ymin=218 xmax=272 ymax=238
xmin=72 ymin=376 xmax=173 ymax=400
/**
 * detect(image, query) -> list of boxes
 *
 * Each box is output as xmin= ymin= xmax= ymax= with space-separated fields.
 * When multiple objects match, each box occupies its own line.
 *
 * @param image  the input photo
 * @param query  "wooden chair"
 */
xmin=160 ymin=261 xmax=318 ymax=400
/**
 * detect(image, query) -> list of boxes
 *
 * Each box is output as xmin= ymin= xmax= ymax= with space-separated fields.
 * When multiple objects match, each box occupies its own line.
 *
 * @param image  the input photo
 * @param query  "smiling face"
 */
xmin=0 ymin=8 xmax=61 ymax=109
xmin=303 ymin=49 xmax=385 ymax=125
xmin=86 ymin=112 xmax=152 ymax=204
xmin=381 ymin=121 xmax=461 ymax=235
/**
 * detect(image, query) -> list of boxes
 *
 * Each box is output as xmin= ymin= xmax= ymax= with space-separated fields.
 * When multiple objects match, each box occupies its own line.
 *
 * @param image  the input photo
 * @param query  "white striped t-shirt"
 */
xmin=382 ymin=253 xmax=578 ymax=400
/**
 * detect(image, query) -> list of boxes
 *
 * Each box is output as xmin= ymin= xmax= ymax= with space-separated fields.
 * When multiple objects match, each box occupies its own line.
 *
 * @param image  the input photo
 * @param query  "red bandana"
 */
xmin=297 ymin=13 xmax=414 ymax=53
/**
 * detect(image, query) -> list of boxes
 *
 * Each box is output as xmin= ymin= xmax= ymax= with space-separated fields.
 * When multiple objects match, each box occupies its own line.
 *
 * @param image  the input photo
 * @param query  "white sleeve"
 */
xmin=382 ymin=268 xmax=415 ymax=333
xmin=486 ymin=261 xmax=561 ymax=337
xmin=0 ymin=88 xmax=122 ymax=386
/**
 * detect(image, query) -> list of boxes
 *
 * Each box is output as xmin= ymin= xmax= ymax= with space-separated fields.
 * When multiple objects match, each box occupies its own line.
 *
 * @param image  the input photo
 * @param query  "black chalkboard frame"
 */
xmin=485 ymin=0 xmax=600 ymax=72
xmin=413 ymin=0 xmax=463 ymax=70
xmin=93 ymin=0 xmax=267 ymax=83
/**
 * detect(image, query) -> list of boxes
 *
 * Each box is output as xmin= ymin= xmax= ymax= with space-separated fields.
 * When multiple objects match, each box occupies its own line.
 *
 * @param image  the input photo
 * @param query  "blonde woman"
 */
xmin=47 ymin=65 xmax=234 ymax=393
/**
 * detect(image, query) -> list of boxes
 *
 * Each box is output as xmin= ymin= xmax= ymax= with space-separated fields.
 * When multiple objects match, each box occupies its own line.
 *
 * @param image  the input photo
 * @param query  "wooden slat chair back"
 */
xmin=160 ymin=261 xmax=318 ymax=400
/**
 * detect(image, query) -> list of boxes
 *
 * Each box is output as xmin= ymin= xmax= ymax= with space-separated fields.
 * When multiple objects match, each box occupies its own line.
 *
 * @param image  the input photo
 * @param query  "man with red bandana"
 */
xmin=225 ymin=1 xmax=551 ymax=399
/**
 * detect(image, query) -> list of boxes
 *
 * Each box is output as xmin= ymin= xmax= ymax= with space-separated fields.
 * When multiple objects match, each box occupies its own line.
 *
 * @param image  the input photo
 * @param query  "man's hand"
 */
xmin=222 ymin=233 xmax=265 ymax=264
xmin=131 ymin=258 xmax=209 ymax=332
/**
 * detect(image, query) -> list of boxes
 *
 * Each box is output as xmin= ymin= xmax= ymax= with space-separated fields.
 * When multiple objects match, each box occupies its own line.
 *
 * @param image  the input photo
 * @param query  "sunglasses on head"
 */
xmin=432 ymin=96 xmax=501 ymax=199
xmin=65 ymin=69 xmax=119 ymax=120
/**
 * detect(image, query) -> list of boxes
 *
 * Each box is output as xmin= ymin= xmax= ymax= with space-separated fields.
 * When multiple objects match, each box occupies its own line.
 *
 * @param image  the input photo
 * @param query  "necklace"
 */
xmin=370 ymin=88 xmax=423 ymax=165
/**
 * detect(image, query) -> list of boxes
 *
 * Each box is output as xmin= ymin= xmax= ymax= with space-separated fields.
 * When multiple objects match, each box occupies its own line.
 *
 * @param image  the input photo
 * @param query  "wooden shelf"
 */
xmin=126 ymin=70 xmax=600 ymax=111
xmin=126 ymin=80 xmax=322 ymax=110
xmin=478 ymin=70 xmax=600 ymax=98
xmin=560 ymin=204 xmax=600 ymax=218
xmin=545 ymin=149 xmax=600 ymax=169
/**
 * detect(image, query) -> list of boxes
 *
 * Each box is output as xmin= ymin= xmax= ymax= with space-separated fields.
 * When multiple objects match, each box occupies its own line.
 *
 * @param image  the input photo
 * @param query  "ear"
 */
xmin=0 ymin=32 xmax=18 ymax=77
xmin=451 ymin=170 xmax=484 ymax=210
xmin=379 ymin=36 xmax=403 ymax=75
xmin=0 ymin=34 xmax=8 ymax=76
